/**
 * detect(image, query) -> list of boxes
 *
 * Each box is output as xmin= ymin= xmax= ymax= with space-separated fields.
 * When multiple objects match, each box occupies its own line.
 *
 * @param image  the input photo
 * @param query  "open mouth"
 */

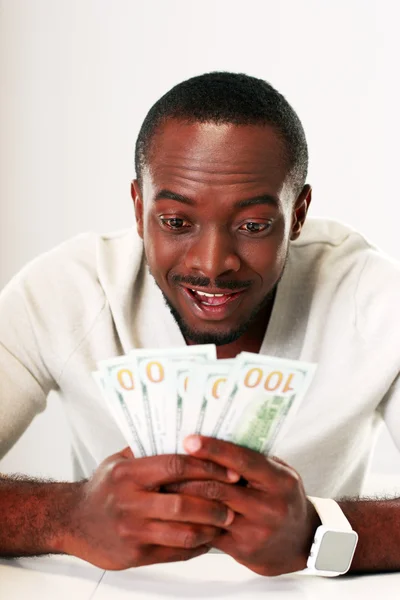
xmin=180 ymin=286 xmax=248 ymax=319
xmin=187 ymin=288 xmax=243 ymax=306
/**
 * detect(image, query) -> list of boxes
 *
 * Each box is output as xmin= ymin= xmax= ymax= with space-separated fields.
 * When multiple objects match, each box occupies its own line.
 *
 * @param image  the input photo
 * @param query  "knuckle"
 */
xmin=247 ymin=452 xmax=260 ymax=471
xmin=182 ymin=526 xmax=201 ymax=549
xmin=258 ymin=500 xmax=273 ymax=520
xmin=244 ymin=537 xmax=258 ymax=556
xmin=170 ymin=494 xmax=184 ymax=517
xmin=114 ymin=506 xmax=133 ymax=533
xmin=105 ymin=492 xmax=129 ymax=521
xmin=115 ymin=520 xmax=132 ymax=539
xmin=202 ymin=459 xmax=223 ymax=477
xmin=110 ymin=461 xmax=129 ymax=484
xmin=204 ymin=480 xmax=223 ymax=500
xmin=254 ymin=526 xmax=271 ymax=546
xmin=166 ymin=454 xmax=187 ymax=478
xmin=273 ymin=499 xmax=289 ymax=521
xmin=235 ymin=451 xmax=254 ymax=474
xmin=283 ymin=472 xmax=300 ymax=495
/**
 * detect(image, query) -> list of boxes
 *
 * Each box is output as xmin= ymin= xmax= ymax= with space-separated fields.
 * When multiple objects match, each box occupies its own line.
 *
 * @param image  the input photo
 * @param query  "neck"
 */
xmin=215 ymin=309 xmax=271 ymax=359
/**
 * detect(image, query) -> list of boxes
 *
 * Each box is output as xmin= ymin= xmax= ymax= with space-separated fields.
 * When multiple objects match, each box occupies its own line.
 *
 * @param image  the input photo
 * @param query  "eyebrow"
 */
xmin=154 ymin=189 xmax=280 ymax=209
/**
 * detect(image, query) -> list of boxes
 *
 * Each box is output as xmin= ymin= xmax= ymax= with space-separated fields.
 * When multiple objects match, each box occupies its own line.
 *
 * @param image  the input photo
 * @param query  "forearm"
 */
xmin=0 ymin=474 xmax=85 ymax=558
xmin=339 ymin=497 xmax=400 ymax=573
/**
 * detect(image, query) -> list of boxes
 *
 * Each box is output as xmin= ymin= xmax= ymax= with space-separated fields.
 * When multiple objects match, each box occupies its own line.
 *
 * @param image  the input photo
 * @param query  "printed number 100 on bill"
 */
xmin=214 ymin=353 xmax=317 ymax=454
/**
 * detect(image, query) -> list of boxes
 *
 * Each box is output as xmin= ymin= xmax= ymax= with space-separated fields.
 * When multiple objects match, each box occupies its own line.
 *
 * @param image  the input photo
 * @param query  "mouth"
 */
xmin=179 ymin=285 xmax=248 ymax=320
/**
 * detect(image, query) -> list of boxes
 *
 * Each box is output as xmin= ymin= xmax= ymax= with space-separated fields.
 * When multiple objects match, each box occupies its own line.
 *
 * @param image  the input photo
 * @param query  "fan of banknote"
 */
xmin=93 ymin=346 xmax=316 ymax=458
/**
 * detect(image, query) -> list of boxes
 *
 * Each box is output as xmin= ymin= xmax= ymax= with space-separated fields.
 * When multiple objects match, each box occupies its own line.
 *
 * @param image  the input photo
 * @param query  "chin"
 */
xmin=162 ymin=295 xmax=252 ymax=345
xmin=180 ymin=325 xmax=246 ymax=347
xmin=157 ymin=276 xmax=277 ymax=347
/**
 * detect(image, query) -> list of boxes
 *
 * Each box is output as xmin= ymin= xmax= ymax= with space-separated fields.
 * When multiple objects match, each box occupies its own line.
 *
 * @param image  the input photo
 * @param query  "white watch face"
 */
xmin=315 ymin=531 xmax=358 ymax=572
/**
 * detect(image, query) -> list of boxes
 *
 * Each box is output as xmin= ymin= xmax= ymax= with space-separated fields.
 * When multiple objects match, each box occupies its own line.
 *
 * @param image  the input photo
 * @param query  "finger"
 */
xmin=212 ymin=531 xmax=245 ymax=559
xmin=111 ymin=453 xmax=240 ymax=489
xmin=212 ymin=530 xmax=236 ymax=555
xmin=183 ymin=436 xmax=291 ymax=486
xmin=212 ymin=517 xmax=273 ymax=558
xmin=137 ymin=521 xmax=219 ymax=549
xmin=137 ymin=544 xmax=210 ymax=566
xmin=165 ymin=480 xmax=269 ymax=519
xmin=119 ymin=446 xmax=135 ymax=459
xmin=103 ymin=446 xmax=135 ymax=467
xmin=118 ymin=491 xmax=235 ymax=527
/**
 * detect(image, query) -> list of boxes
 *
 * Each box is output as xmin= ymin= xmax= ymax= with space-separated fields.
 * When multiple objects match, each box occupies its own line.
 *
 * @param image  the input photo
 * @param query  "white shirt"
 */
xmin=1 ymin=218 xmax=400 ymax=498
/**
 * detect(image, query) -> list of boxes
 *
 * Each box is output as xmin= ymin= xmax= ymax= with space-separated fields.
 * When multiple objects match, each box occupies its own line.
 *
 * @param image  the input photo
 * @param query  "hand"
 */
xmin=166 ymin=436 xmax=320 ymax=577
xmin=59 ymin=447 xmax=239 ymax=570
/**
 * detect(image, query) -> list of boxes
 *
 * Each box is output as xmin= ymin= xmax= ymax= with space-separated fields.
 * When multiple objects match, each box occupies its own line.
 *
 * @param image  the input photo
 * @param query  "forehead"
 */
xmin=144 ymin=120 xmax=291 ymax=198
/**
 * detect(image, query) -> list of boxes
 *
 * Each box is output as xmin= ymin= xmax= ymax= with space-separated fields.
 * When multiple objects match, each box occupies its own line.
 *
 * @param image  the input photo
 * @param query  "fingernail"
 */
xmin=184 ymin=435 xmax=202 ymax=453
xmin=227 ymin=469 xmax=240 ymax=482
xmin=224 ymin=508 xmax=235 ymax=526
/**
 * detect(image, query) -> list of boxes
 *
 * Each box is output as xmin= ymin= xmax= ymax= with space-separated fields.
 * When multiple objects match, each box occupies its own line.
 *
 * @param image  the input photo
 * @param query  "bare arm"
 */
xmin=0 ymin=449 xmax=238 ymax=569
xmin=340 ymin=498 xmax=400 ymax=573
xmin=0 ymin=474 xmax=85 ymax=557
xmin=168 ymin=436 xmax=400 ymax=576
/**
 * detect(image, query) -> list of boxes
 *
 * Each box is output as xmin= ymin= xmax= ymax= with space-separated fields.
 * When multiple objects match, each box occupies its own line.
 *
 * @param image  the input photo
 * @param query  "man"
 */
xmin=1 ymin=71 xmax=400 ymax=576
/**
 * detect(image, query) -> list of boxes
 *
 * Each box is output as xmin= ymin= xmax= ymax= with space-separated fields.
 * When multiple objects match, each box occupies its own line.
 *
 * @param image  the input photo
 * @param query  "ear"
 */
xmin=290 ymin=184 xmax=312 ymax=241
xmin=131 ymin=179 xmax=144 ymax=239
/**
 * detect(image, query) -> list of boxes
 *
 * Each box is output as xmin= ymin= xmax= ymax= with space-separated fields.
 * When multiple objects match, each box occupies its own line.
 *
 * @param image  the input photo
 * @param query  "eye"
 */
xmin=239 ymin=222 xmax=272 ymax=234
xmin=159 ymin=217 xmax=191 ymax=230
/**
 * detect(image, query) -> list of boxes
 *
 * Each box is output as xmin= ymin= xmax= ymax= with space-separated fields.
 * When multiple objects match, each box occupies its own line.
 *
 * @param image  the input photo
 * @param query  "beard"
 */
xmin=160 ymin=284 xmax=278 ymax=346
xmin=145 ymin=252 xmax=288 ymax=347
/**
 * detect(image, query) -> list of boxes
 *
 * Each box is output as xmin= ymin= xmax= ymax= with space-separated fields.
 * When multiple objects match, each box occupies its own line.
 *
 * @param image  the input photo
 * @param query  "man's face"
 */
xmin=132 ymin=120 xmax=310 ymax=345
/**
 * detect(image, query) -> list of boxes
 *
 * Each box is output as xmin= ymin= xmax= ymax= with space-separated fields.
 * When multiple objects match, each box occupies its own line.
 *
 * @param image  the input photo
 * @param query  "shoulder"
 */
xmin=1 ymin=227 xmax=143 ymax=339
xmin=10 ymin=227 xmax=140 ymax=297
xmin=294 ymin=217 xmax=400 ymax=336
xmin=290 ymin=218 xmax=373 ymax=286
xmin=296 ymin=216 xmax=400 ymax=282
xmin=0 ymin=228 xmax=144 ymax=374
xmin=293 ymin=217 xmax=371 ymax=252
xmin=292 ymin=217 xmax=393 ymax=271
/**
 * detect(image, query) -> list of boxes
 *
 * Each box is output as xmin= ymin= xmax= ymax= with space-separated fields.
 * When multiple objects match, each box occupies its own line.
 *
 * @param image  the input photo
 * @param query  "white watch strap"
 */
xmin=307 ymin=496 xmax=353 ymax=531
xmin=297 ymin=497 xmax=357 ymax=577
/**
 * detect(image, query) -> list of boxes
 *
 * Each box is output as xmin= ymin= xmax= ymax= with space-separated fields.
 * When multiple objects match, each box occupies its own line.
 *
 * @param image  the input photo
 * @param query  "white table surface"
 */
xmin=1 ymin=553 xmax=400 ymax=600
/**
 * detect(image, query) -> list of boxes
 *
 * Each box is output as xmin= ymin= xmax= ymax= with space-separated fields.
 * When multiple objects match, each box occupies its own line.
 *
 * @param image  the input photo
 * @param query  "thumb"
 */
xmin=119 ymin=446 xmax=135 ymax=460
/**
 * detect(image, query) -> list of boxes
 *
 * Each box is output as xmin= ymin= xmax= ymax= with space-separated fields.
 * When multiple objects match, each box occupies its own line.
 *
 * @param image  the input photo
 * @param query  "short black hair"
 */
xmin=135 ymin=71 xmax=308 ymax=194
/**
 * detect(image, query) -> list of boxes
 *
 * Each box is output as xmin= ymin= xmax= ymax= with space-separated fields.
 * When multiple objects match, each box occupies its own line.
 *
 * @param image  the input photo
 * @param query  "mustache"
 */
xmin=171 ymin=274 xmax=252 ymax=291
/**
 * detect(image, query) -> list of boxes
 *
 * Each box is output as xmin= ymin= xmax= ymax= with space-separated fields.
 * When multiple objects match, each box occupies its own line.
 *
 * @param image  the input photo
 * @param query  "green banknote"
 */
xmin=93 ymin=367 xmax=147 ymax=457
xmin=177 ymin=359 xmax=235 ymax=453
xmin=132 ymin=345 xmax=217 ymax=454
xmin=213 ymin=352 xmax=316 ymax=454
xmin=93 ymin=347 xmax=316 ymax=459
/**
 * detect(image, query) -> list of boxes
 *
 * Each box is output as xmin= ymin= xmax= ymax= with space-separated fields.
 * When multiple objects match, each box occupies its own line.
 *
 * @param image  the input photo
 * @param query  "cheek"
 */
xmin=143 ymin=222 xmax=181 ymax=279
xmin=275 ymin=237 xmax=290 ymax=269
xmin=241 ymin=235 xmax=288 ymax=284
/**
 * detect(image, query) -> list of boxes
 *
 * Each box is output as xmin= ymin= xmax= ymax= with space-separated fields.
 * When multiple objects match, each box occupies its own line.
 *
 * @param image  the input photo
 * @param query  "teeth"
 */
xmin=191 ymin=290 xmax=226 ymax=297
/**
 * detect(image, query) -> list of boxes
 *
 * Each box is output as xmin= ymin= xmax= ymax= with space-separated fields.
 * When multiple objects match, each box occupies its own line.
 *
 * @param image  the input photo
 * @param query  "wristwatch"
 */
xmin=299 ymin=496 xmax=358 ymax=577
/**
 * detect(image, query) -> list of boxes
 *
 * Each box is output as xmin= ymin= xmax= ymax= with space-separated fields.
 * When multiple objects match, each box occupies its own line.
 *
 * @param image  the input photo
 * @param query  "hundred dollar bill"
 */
xmin=96 ymin=356 xmax=150 ymax=455
xmin=174 ymin=360 xmax=199 ymax=454
xmin=178 ymin=359 xmax=234 ymax=453
xmin=133 ymin=345 xmax=217 ymax=454
xmin=213 ymin=353 xmax=316 ymax=455
xmin=92 ymin=370 xmax=147 ymax=458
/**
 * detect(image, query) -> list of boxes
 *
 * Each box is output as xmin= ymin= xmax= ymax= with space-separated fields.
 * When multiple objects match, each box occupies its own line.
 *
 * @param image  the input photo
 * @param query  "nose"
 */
xmin=184 ymin=226 xmax=241 ymax=279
